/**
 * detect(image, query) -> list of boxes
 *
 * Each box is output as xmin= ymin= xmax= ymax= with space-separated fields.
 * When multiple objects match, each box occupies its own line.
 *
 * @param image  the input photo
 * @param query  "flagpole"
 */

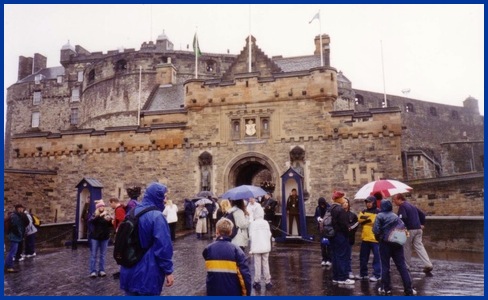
xmin=195 ymin=28 xmax=198 ymax=79
xmin=138 ymin=66 xmax=142 ymax=126
xmin=248 ymin=4 xmax=252 ymax=73
xmin=319 ymin=9 xmax=323 ymax=67
xmin=381 ymin=40 xmax=387 ymax=107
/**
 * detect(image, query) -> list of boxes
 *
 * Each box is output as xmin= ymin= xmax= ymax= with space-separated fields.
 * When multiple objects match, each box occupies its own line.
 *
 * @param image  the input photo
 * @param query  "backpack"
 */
xmin=321 ymin=206 xmax=336 ymax=238
xmin=113 ymin=206 xmax=159 ymax=268
xmin=31 ymin=214 xmax=41 ymax=227
xmin=223 ymin=211 xmax=239 ymax=239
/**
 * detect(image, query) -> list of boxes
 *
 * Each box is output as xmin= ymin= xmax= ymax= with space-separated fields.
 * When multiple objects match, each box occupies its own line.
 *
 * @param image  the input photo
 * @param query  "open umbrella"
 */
xmin=220 ymin=185 xmax=268 ymax=201
xmin=194 ymin=198 xmax=213 ymax=206
xmin=196 ymin=191 xmax=214 ymax=198
xmin=354 ymin=179 xmax=412 ymax=199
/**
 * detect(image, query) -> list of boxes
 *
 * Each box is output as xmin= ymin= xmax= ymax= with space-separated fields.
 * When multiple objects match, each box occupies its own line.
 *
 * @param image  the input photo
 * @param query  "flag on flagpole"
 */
xmin=309 ymin=11 xmax=320 ymax=24
xmin=193 ymin=33 xmax=202 ymax=57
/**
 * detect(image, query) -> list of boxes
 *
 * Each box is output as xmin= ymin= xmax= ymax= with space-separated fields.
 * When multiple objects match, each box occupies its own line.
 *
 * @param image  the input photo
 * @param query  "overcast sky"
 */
xmin=4 ymin=4 xmax=484 ymax=117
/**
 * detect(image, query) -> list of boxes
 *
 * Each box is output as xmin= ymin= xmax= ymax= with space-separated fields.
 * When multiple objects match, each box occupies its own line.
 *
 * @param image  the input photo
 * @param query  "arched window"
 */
xmin=451 ymin=110 xmax=460 ymax=120
xmin=231 ymin=120 xmax=240 ymax=140
xmin=115 ymin=59 xmax=127 ymax=72
xmin=88 ymin=70 xmax=95 ymax=84
xmin=429 ymin=107 xmax=438 ymax=116
xmin=355 ymin=94 xmax=364 ymax=105
xmin=405 ymin=103 xmax=415 ymax=113
xmin=206 ymin=60 xmax=216 ymax=72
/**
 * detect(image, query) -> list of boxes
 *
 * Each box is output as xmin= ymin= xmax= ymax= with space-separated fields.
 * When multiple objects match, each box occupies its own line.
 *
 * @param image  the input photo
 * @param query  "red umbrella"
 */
xmin=354 ymin=179 xmax=412 ymax=199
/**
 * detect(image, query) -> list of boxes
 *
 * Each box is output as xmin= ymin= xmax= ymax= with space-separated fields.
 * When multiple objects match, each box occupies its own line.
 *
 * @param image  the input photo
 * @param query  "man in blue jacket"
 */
xmin=392 ymin=193 xmax=433 ymax=273
xmin=203 ymin=218 xmax=251 ymax=296
xmin=120 ymin=182 xmax=174 ymax=295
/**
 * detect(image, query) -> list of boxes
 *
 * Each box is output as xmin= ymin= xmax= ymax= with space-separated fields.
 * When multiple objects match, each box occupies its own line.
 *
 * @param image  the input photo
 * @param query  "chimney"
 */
xmin=314 ymin=34 xmax=331 ymax=67
xmin=18 ymin=56 xmax=33 ymax=81
xmin=33 ymin=53 xmax=47 ymax=74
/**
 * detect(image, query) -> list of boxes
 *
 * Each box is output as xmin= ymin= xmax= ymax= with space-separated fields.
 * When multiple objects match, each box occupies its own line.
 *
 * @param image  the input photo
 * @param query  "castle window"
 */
xmin=355 ymin=94 xmax=364 ymax=105
xmin=429 ymin=107 xmax=438 ymax=116
xmin=115 ymin=59 xmax=127 ymax=72
xmin=261 ymin=118 xmax=270 ymax=138
xmin=405 ymin=103 xmax=415 ymax=113
xmin=231 ymin=120 xmax=240 ymax=140
xmin=71 ymin=87 xmax=80 ymax=102
xmin=70 ymin=108 xmax=79 ymax=125
xmin=88 ymin=70 xmax=95 ymax=84
xmin=451 ymin=110 xmax=460 ymax=120
xmin=57 ymin=75 xmax=63 ymax=84
xmin=77 ymin=71 xmax=84 ymax=82
xmin=33 ymin=91 xmax=42 ymax=105
xmin=35 ymin=74 xmax=43 ymax=84
xmin=206 ymin=60 xmax=216 ymax=72
xmin=381 ymin=98 xmax=391 ymax=108
xmin=31 ymin=112 xmax=40 ymax=128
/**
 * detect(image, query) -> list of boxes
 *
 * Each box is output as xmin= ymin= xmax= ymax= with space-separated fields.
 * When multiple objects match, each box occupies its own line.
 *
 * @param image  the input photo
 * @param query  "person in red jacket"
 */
xmin=109 ymin=197 xmax=126 ymax=232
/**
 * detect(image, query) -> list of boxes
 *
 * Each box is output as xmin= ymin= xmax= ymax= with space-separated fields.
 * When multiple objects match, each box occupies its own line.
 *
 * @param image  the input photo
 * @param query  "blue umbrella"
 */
xmin=220 ymin=185 xmax=268 ymax=200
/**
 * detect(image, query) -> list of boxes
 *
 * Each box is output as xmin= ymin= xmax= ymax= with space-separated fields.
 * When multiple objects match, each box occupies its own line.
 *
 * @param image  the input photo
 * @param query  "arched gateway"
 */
xmin=224 ymin=152 xmax=281 ymax=199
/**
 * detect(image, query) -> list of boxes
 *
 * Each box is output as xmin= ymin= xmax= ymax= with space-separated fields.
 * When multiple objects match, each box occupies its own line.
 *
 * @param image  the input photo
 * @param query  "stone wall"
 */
xmin=4 ymin=169 xmax=59 ymax=222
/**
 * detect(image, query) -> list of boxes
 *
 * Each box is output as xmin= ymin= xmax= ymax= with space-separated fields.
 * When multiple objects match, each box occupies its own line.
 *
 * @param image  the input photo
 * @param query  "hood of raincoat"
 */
xmin=141 ymin=182 xmax=167 ymax=211
xmin=380 ymin=199 xmax=393 ymax=212
xmin=318 ymin=197 xmax=327 ymax=206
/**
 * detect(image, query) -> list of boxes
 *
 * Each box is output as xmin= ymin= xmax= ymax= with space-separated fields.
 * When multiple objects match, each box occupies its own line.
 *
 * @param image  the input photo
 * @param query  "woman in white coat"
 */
xmin=162 ymin=199 xmax=178 ymax=242
xmin=249 ymin=205 xmax=273 ymax=290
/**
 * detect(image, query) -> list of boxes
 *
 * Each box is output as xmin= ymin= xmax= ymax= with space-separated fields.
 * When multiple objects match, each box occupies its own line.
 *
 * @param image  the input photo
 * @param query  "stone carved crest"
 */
xmin=245 ymin=119 xmax=256 ymax=136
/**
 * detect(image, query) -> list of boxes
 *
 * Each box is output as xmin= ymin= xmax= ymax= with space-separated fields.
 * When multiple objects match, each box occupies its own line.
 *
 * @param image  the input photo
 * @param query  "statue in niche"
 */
xmin=201 ymin=166 xmax=211 ymax=191
xmin=293 ymin=160 xmax=304 ymax=176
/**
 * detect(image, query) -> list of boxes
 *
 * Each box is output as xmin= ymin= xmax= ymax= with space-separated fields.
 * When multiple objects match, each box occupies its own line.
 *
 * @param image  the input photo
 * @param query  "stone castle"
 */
xmin=4 ymin=31 xmax=484 ymax=225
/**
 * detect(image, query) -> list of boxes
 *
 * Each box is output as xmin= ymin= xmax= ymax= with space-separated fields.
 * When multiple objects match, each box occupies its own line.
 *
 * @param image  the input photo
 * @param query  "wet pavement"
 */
xmin=4 ymin=232 xmax=484 ymax=296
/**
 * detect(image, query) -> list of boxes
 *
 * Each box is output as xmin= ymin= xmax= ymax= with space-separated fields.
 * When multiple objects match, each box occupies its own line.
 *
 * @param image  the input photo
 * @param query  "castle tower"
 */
xmin=463 ymin=96 xmax=480 ymax=115
xmin=60 ymin=41 xmax=76 ymax=67
xmin=156 ymin=30 xmax=174 ymax=51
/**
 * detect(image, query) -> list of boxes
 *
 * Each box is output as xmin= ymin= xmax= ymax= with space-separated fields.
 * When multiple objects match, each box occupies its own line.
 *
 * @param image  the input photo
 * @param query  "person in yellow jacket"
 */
xmin=357 ymin=196 xmax=381 ymax=281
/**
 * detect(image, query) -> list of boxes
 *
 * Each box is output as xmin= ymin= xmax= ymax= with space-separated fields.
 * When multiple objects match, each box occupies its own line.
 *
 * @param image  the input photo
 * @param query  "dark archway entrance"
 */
xmin=234 ymin=161 xmax=271 ymax=186
xmin=225 ymin=152 xmax=279 ymax=197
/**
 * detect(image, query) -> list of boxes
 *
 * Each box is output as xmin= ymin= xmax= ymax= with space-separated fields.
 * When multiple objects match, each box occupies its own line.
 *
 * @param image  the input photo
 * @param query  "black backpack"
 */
xmin=222 ymin=211 xmax=239 ymax=239
xmin=321 ymin=206 xmax=336 ymax=238
xmin=113 ymin=206 xmax=159 ymax=268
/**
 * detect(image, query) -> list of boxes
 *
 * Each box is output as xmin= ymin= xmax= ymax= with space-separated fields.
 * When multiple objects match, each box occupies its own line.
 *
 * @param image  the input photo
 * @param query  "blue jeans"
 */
xmin=359 ymin=241 xmax=381 ymax=278
xmin=5 ymin=241 xmax=19 ymax=269
xmin=330 ymin=232 xmax=349 ymax=281
xmin=379 ymin=241 xmax=414 ymax=294
xmin=89 ymin=238 xmax=108 ymax=273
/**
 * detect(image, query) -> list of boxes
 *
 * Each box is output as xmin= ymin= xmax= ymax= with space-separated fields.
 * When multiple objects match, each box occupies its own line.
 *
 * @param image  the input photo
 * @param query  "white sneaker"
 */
xmin=89 ymin=272 xmax=97 ymax=278
xmin=332 ymin=280 xmax=339 ymax=284
xmin=25 ymin=253 xmax=36 ymax=258
xmin=325 ymin=261 xmax=332 ymax=267
xmin=349 ymin=273 xmax=358 ymax=279
xmin=369 ymin=276 xmax=380 ymax=282
xmin=338 ymin=279 xmax=355 ymax=285
xmin=321 ymin=261 xmax=327 ymax=266
xmin=99 ymin=271 xmax=107 ymax=277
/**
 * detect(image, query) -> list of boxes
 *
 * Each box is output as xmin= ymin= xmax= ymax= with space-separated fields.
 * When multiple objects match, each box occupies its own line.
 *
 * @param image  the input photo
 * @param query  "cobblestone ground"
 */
xmin=3 ymin=232 xmax=484 ymax=296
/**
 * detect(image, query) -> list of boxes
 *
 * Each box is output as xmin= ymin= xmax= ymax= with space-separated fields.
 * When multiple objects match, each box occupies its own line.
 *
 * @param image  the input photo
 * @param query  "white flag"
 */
xmin=309 ymin=11 xmax=320 ymax=24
